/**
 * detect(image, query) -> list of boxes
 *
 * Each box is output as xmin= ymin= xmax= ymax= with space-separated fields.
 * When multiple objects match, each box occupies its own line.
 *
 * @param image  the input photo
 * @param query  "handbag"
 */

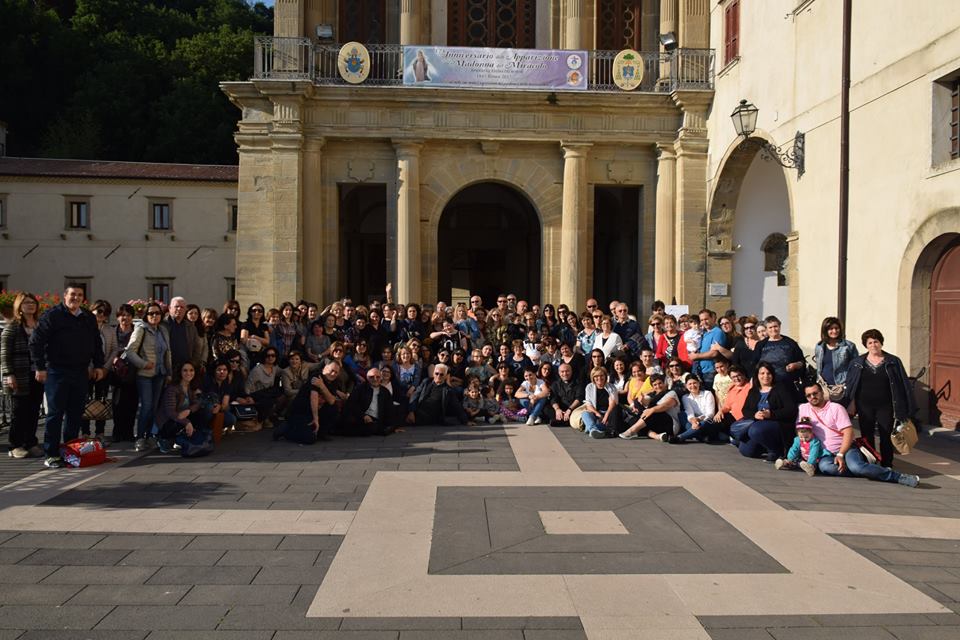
xmin=60 ymin=438 xmax=107 ymax=468
xmin=231 ymin=404 xmax=258 ymax=420
xmin=83 ymin=398 xmax=113 ymax=422
xmin=817 ymin=376 xmax=845 ymax=403
xmin=569 ymin=405 xmax=587 ymax=431
xmin=852 ymin=436 xmax=880 ymax=465
xmin=891 ymin=418 xmax=919 ymax=455
xmin=175 ymin=428 xmax=214 ymax=458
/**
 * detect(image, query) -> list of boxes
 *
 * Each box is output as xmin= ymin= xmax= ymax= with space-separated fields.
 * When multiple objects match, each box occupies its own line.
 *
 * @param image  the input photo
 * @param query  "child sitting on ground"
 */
xmin=498 ymin=380 xmax=526 ymax=423
xmin=481 ymin=385 xmax=502 ymax=423
xmin=776 ymin=418 xmax=826 ymax=477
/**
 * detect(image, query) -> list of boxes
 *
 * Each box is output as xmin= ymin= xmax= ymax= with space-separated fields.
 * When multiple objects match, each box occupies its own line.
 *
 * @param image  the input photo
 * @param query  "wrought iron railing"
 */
xmin=253 ymin=37 xmax=714 ymax=93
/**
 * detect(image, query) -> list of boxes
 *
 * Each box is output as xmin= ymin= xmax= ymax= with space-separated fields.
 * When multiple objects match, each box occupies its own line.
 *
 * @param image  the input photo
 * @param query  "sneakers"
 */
xmin=533 ymin=416 xmax=543 ymax=425
xmin=774 ymin=458 xmax=787 ymax=470
xmin=659 ymin=433 xmax=670 ymax=443
xmin=156 ymin=439 xmax=172 ymax=454
xmin=799 ymin=461 xmax=816 ymax=477
xmin=589 ymin=429 xmax=606 ymax=439
xmin=897 ymin=473 xmax=920 ymax=488
xmin=134 ymin=438 xmax=148 ymax=452
xmin=490 ymin=414 xmax=504 ymax=424
xmin=8 ymin=447 xmax=29 ymax=459
xmin=525 ymin=416 xmax=536 ymax=426
xmin=618 ymin=432 xmax=639 ymax=440
xmin=44 ymin=457 xmax=65 ymax=469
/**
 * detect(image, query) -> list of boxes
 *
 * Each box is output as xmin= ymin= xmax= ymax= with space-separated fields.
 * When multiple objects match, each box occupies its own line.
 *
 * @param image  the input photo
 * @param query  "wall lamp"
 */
xmin=659 ymin=31 xmax=678 ymax=52
xmin=730 ymin=99 xmax=805 ymax=178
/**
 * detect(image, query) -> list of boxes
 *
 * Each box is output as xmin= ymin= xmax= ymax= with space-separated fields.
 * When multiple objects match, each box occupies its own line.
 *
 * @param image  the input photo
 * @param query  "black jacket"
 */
xmin=344 ymin=382 xmax=395 ymax=425
xmin=742 ymin=383 xmax=798 ymax=428
xmin=29 ymin=303 xmax=104 ymax=371
xmin=409 ymin=379 xmax=468 ymax=424
xmin=843 ymin=352 xmax=916 ymax=419
xmin=550 ymin=378 xmax=585 ymax=410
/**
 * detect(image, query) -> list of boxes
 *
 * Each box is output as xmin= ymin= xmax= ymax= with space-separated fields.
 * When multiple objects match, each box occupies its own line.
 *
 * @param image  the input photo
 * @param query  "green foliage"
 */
xmin=0 ymin=0 xmax=272 ymax=164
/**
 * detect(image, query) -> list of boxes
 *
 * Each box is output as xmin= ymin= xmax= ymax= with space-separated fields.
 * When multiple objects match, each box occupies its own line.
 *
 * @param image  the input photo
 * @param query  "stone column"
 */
xmin=559 ymin=142 xmax=592 ymax=309
xmin=654 ymin=143 xmax=677 ymax=303
xmin=269 ymin=131 xmax=305 ymax=308
xmin=400 ymin=0 xmax=420 ymax=45
xmin=394 ymin=140 xmax=423 ymax=304
xmin=301 ymin=137 xmax=329 ymax=304
xmin=659 ymin=0 xmax=678 ymax=83
xmin=564 ymin=0 xmax=584 ymax=50
xmin=678 ymin=0 xmax=710 ymax=48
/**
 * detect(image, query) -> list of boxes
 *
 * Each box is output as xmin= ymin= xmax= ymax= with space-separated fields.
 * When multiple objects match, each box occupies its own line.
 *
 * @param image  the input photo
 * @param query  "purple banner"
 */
xmin=403 ymin=46 xmax=588 ymax=91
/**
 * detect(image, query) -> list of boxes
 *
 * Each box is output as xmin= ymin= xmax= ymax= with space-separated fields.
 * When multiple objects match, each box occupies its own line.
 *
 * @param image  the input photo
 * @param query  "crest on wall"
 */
xmin=338 ymin=42 xmax=371 ymax=84
xmin=612 ymin=49 xmax=644 ymax=91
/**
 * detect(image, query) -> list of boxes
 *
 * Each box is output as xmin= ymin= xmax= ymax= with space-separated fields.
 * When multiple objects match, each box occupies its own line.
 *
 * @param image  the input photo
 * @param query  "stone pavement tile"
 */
xmin=810 ymin=615 xmax=939 ymax=627
xmin=119 ymin=550 xmax=225 ymax=566
xmin=339 ymin=618 xmax=461 ymax=630
xmin=67 ymin=585 xmax=191 ymax=605
xmin=184 ymin=584 xmax=299 ymax=605
xmin=185 ymin=535 xmax=283 ymax=550
xmin=19 ymin=548 xmax=131 ymax=566
xmin=0 ymin=604 xmax=114 ymax=630
xmin=461 ymin=617 xmax=584 ymax=629
xmin=0 ymin=632 xmax=20 ymax=640
xmin=274 ymin=633 xmax=398 ymax=640
xmin=251 ymin=565 xmax=332 ymax=585
xmin=398 ymin=632 xmax=523 ymax=640
xmin=92 ymin=535 xmax=195 ymax=550
xmin=0 ymin=565 xmax=57 ymax=584
xmin=0 ymin=533 xmax=105 ymax=549
xmin=44 ymin=566 xmax=158 ymax=585
xmin=0 ymin=533 xmax=18 ymax=545
xmin=19 ymin=631 xmax=147 ymax=640
xmin=699 ymin=616 xmax=821 ymax=629
xmin=0 ymin=584 xmax=82 ymax=605
xmin=0 ymin=549 xmax=35 ymax=564
xmin=277 ymin=535 xmax=343 ymax=550
xmin=929 ymin=583 xmax=960 ymax=600
xmin=873 ymin=550 xmax=960 ymax=568
xmin=146 ymin=566 xmax=258 ymax=585
xmin=706 ymin=631 xmax=775 ymax=640
xmin=521 ymin=632 xmax=587 ymax=640
xmin=767 ymin=629 xmax=897 ymax=640
xmin=96 ymin=605 xmax=229 ymax=630
xmin=903 ymin=539 xmax=960 ymax=553
xmin=877 ymin=566 xmax=960 ymax=582
xmin=147 ymin=632 xmax=273 ymax=640
xmin=217 ymin=549 xmax=319 ymax=566
xmin=885 ymin=629 xmax=960 ymax=640
xmin=217 ymin=605 xmax=341 ymax=630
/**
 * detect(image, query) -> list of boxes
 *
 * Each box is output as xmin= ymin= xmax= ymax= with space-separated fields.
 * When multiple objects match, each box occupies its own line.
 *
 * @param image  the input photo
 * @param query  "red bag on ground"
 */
xmin=60 ymin=438 xmax=107 ymax=468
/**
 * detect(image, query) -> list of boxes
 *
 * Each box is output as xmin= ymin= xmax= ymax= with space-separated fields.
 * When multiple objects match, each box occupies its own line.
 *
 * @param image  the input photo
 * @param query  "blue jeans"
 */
xmin=699 ymin=371 xmax=716 ymax=390
xmin=818 ymin=448 xmax=902 ymax=483
xmin=737 ymin=420 xmax=785 ymax=459
xmin=729 ymin=418 xmax=753 ymax=443
xmin=519 ymin=397 xmax=548 ymax=420
xmin=677 ymin=418 xmax=720 ymax=442
xmin=581 ymin=411 xmax=606 ymax=435
xmin=135 ymin=374 xmax=165 ymax=439
xmin=43 ymin=367 xmax=88 ymax=459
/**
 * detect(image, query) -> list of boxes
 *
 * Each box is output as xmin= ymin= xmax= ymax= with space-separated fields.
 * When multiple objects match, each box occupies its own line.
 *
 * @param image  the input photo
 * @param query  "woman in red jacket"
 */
xmin=655 ymin=315 xmax=690 ymax=369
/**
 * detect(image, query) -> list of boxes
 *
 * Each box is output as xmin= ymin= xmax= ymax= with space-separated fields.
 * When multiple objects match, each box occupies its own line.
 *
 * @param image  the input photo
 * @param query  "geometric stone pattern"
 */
xmin=539 ymin=510 xmax=629 ymax=535
xmin=430 ymin=486 xmax=786 ymax=575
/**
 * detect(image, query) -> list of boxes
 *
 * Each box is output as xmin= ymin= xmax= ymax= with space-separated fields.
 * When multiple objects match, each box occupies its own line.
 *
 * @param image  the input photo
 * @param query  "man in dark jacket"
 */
xmin=29 ymin=285 xmax=105 ymax=468
xmin=549 ymin=362 xmax=585 ymax=426
xmin=340 ymin=367 xmax=395 ymax=436
xmin=406 ymin=364 xmax=468 ymax=426
xmin=166 ymin=297 xmax=204 ymax=372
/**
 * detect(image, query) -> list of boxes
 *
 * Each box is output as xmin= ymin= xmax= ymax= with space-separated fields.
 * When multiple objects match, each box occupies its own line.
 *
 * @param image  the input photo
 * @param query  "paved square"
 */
xmin=538 ymin=510 xmax=628 ymax=535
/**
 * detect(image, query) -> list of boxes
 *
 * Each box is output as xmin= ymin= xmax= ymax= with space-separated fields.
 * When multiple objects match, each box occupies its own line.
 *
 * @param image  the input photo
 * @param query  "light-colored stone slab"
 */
xmin=796 ymin=510 xmax=960 ymax=539
xmin=539 ymin=510 xmax=629 ymax=535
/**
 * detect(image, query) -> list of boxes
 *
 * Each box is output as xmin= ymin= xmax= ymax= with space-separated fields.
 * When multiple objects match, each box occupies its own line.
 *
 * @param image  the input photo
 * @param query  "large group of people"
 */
xmin=0 ymin=284 xmax=921 ymax=488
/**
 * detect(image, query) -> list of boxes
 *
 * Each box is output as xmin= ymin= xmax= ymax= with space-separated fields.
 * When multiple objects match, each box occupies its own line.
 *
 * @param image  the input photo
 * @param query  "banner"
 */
xmin=403 ymin=46 xmax=588 ymax=91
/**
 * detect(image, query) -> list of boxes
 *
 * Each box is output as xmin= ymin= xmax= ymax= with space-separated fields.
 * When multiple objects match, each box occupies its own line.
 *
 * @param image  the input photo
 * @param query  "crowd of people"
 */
xmin=0 ymin=284 xmax=921 ymax=488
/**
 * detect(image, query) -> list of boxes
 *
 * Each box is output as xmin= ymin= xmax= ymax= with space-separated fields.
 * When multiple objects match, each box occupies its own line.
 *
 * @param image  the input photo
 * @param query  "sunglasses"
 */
xmin=744 ymin=325 xmax=756 ymax=330
xmin=146 ymin=311 xmax=161 ymax=316
xmin=805 ymin=391 xmax=822 ymax=398
xmin=230 ymin=359 xmax=241 ymax=364
xmin=252 ymin=309 xmax=264 ymax=314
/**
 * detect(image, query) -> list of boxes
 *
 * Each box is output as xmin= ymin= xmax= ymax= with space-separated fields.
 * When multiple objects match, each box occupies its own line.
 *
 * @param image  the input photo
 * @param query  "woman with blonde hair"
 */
xmin=1 ymin=293 xmax=45 ymax=458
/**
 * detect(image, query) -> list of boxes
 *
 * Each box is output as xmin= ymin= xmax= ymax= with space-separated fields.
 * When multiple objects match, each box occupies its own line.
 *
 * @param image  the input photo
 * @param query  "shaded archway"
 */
xmin=437 ymin=182 xmax=541 ymax=306
xmin=339 ymin=184 xmax=387 ymax=304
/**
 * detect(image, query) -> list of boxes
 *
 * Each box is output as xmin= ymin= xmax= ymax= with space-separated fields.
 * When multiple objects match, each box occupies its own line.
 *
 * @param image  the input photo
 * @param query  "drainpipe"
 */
xmin=837 ymin=0 xmax=852 ymax=324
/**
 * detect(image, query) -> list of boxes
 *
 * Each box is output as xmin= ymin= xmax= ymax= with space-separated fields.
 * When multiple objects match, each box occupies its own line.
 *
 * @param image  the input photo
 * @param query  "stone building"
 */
xmin=0 ymin=157 xmax=238 ymax=305
xmin=221 ymin=0 xmax=716 ymax=312
xmin=706 ymin=0 xmax=960 ymax=427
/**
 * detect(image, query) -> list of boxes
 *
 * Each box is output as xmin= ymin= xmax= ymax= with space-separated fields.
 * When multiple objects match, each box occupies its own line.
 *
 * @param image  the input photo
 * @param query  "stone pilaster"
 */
xmin=678 ymin=0 xmax=709 ymax=48
xmin=659 ymin=0 xmax=678 ymax=83
xmin=673 ymin=136 xmax=708 ymax=309
xmin=268 ymin=131 xmax=305 ymax=307
xmin=274 ymin=0 xmax=304 ymax=37
xmin=563 ymin=0 xmax=584 ymax=50
xmin=302 ymin=137 xmax=333 ymax=305
xmin=394 ymin=140 xmax=423 ymax=304
xmin=400 ymin=0 xmax=421 ymax=45
xmin=559 ymin=142 xmax=592 ymax=309
xmin=654 ymin=143 xmax=677 ymax=304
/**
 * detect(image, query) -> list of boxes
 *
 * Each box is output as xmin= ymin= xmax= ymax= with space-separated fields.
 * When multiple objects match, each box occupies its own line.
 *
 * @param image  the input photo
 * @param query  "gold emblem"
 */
xmin=612 ymin=49 xmax=644 ymax=91
xmin=338 ymin=42 xmax=371 ymax=84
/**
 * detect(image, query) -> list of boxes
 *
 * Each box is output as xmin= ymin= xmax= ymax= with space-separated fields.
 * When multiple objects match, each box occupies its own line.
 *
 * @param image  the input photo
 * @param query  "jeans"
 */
xmin=519 ymin=397 xmax=548 ymax=420
xmin=737 ymin=420 xmax=786 ymax=459
xmin=729 ymin=418 xmax=753 ymax=443
xmin=817 ymin=448 xmax=902 ymax=483
xmin=858 ymin=402 xmax=895 ymax=467
xmin=581 ymin=411 xmax=607 ymax=435
xmin=135 ymin=374 xmax=165 ymax=439
xmin=9 ymin=377 xmax=44 ymax=450
xmin=700 ymin=371 xmax=716 ymax=390
xmin=43 ymin=367 xmax=88 ymax=459
xmin=677 ymin=418 xmax=720 ymax=442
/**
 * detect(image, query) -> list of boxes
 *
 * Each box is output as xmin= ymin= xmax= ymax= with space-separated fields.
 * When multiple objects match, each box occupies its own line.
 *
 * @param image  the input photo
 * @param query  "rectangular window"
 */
xmin=951 ymin=78 xmax=959 ymax=159
xmin=724 ymin=0 xmax=740 ymax=66
xmin=228 ymin=200 xmax=238 ymax=232
xmin=226 ymin=278 xmax=236 ymax=301
xmin=0 ymin=195 xmax=6 ymax=228
xmin=64 ymin=278 xmax=91 ymax=301
xmin=68 ymin=201 xmax=89 ymax=229
xmin=151 ymin=202 xmax=172 ymax=230
xmin=151 ymin=282 xmax=171 ymax=304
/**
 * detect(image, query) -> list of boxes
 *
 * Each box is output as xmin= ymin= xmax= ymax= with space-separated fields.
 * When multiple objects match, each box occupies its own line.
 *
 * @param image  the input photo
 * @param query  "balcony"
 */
xmin=252 ymin=37 xmax=714 ymax=93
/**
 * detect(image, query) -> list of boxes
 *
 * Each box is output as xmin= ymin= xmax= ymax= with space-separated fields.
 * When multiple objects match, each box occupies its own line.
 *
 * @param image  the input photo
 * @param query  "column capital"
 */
xmin=304 ymin=137 xmax=325 ymax=152
xmin=393 ymin=139 xmax=424 ymax=157
xmin=656 ymin=142 xmax=677 ymax=159
xmin=270 ymin=131 xmax=304 ymax=152
xmin=560 ymin=141 xmax=592 ymax=159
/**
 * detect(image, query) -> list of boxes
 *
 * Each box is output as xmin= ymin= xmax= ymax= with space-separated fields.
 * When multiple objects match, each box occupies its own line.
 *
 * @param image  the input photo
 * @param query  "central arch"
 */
xmin=437 ymin=182 xmax=541 ymax=307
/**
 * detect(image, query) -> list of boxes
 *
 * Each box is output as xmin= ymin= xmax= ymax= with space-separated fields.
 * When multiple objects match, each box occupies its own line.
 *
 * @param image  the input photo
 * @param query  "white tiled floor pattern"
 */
xmin=0 ymin=428 xmax=958 ymax=639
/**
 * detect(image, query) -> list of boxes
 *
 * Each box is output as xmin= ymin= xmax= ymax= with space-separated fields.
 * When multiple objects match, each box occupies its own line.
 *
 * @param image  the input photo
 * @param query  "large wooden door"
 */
xmin=931 ymin=243 xmax=960 ymax=429
xmin=597 ymin=0 xmax=643 ymax=51
xmin=447 ymin=0 xmax=537 ymax=48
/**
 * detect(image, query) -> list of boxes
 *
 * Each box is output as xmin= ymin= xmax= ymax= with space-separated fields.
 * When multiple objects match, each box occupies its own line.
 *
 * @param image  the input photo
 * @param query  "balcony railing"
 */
xmin=253 ymin=37 xmax=714 ymax=93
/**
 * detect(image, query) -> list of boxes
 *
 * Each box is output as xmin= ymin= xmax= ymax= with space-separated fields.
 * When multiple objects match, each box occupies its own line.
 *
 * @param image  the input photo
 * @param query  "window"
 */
xmin=150 ymin=201 xmax=172 ymax=231
xmin=226 ymin=278 xmax=236 ymax=301
xmin=724 ymin=0 xmax=740 ymax=66
xmin=447 ymin=0 xmax=537 ymax=48
xmin=0 ymin=275 xmax=7 ymax=292
xmin=228 ymin=200 xmax=238 ymax=232
xmin=952 ymin=78 xmax=959 ymax=159
xmin=338 ymin=0 xmax=385 ymax=44
xmin=0 ymin=195 xmax=6 ymax=229
xmin=762 ymin=233 xmax=789 ymax=286
xmin=150 ymin=281 xmax=171 ymax=304
xmin=66 ymin=199 xmax=90 ymax=229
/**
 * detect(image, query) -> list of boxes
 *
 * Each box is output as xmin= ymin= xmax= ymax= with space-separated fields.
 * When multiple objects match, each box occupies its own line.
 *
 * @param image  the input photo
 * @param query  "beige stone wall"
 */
xmin=706 ymin=0 xmax=960 ymax=367
xmin=0 ymin=177 xmax=237 ymax=306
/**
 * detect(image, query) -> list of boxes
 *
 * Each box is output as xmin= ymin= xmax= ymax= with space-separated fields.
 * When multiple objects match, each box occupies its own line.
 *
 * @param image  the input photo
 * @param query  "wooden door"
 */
xmin=447 ymin=0 xmax=537 ymax=48
xmin=931 ymin=243 xmax=960 ymax=429
xmin=597 ymin=0 xmax=643 ymax=51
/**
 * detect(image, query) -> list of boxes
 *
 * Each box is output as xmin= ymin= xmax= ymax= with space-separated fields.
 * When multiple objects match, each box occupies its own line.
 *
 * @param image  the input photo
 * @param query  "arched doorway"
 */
xmin=339 ymin=184 xmax=387 ymax=304
xmin=931 ymin=241 xmax=960 ymax=430
xmin=437 ymin=182 xmax=541 ymax=306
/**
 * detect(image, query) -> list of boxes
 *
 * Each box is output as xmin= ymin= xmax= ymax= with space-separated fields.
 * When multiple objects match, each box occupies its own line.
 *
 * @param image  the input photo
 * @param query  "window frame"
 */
xmin=723 ymin=0 xmax=740 ymax=67
xmin=148 ymin=279 xmax=173 ymax=304
xmin=225 ymin=277 xmax=236 ymax=301
xmin=63 ymin=277 xmax=92 ymax=301
xmin=0 ymin=194 xmax=7 ymax=229
xmin=65 ymin=197 xmax=91 ymax=230
xmin=149 ymin=199 xmax=173 ymax=232
xmin=951 ymin=78 xmax=959 ymax=160
xmin=227 ymin=199 xmax=238 ymax=233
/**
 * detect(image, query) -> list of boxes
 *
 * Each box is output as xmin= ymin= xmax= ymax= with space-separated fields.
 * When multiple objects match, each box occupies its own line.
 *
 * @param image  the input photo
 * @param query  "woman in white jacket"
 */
xmin=591 ymin=317 xmax=623 ymax=362
xmin=675 ymin=375 xmax=719 ymax=443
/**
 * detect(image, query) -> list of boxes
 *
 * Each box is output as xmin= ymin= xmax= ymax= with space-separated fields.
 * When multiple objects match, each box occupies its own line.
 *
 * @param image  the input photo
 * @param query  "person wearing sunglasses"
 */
xmin=240 ymin=303 xmax=272 ymax=366
xmin=122 ymin=301 xmax=172 ymax=453
xmin=711 ymin=314 xmax=762 ymax=379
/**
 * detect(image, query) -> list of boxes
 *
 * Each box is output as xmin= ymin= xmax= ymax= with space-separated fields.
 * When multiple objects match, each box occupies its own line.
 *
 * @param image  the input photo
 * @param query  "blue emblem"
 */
xmin=345 ymin=48 xmax=364 ymax=74
xmin=623 ymin=66 xmax=635 ymax=79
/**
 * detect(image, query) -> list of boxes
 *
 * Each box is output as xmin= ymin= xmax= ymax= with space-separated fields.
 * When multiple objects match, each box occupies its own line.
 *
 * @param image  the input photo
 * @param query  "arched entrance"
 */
xmin=708 ymin=139 xmax=795 ymax=334
xmin=931 ymin=241 xmax=960 ymax=430
xmin=339 ymin=184 xmax=387 ymax=304
xmin=437 ymin=182 xmax=541 ymax=306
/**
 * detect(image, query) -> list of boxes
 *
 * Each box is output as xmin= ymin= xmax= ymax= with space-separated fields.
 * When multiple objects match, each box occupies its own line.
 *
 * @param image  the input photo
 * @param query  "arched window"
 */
xmin=447 ymin=0 xmax=537 ymax=48
xmin=597 ymin=0 xmax=643 ymax=51
xmin=762 ymin=232 xmax=789 ymax=286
